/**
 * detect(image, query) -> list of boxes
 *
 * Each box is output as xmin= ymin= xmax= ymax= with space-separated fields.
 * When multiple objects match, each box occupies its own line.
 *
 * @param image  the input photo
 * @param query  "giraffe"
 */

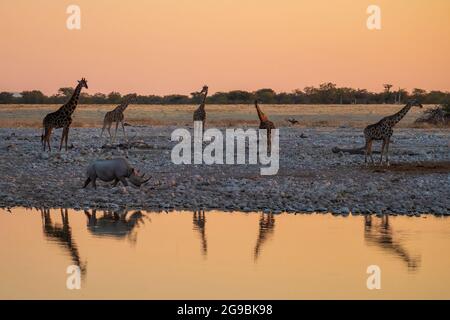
xmin=101 ymin=96 xmax=135 ymax=142
xmin=255 ymin=100 xmax=275 ymax=152
xmin=41 ymin=208 xmax=86 ymax=275
xmin=364 ymin=100 xmax=423 ymax=166
xmin=364 ymin=215 xmax=420 ymax=270
xmin=41 ymin=78 xmax=88 ymax=151
xmin=193 ymin=210 xmax=207 ymax=257
xmin=253 ymin=213 xmax=275 ymax=261
xmin=193 ymin=85 xmax=208 ymax=127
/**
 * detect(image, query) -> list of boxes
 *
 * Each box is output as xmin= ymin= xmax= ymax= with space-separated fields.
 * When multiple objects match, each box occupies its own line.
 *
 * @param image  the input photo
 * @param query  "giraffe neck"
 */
xmin=388 ymin=103 xmax=412 ymax=126
xmin=202 ymin=90 xmax=208 ymax=104
xmin=255 ymin=104 xmax=268 ymax=122
xmin=199 ymin=89 xmax=208 ymax=109
xmin=64 ymin=83 xmax=83 ymax=114
xmin=116 ymin=102 xmax=129 ymax=113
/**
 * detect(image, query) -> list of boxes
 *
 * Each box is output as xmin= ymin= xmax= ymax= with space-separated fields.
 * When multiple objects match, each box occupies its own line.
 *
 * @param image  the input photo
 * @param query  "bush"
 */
xmin=415 ymin=102 xmax=450 ymax=125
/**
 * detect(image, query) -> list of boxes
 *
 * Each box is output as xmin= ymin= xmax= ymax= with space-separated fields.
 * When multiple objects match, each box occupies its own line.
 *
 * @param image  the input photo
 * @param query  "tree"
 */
xmin=225 ymin=90 xmax=253 ymax=104
xmin=58 ymin=87 xmax=74 ymax=98
xmin=255 ymin=88 xmax=276 ymax=103
xmin=107 ymin=92 xmax=122 ymax=104
xmin=20 ymin=90 xmax=46 ymax=104
xmin=383 ymin=84 xmax=393 ymax=103
xmin=0 ymin=92 xmax=14 ymax=104
xmin=209 ymin=92 xmax=229 ymax=104
xmin=412 ymin=88 xmax=427 ymax=101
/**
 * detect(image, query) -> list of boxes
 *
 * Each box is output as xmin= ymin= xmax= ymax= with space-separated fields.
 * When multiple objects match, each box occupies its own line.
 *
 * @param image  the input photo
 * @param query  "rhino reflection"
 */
xmin=364 ymin=215 xmax=420 ymax=271
xmin=193 ymin=210 xmax=207 ymax=256
xmin=84 ymin=209 xmax=148 ymax=244
xmin=254 ymin=213 xmax=276 ymax=261
xmin=41 ymin=208 xmax=86 ymax=274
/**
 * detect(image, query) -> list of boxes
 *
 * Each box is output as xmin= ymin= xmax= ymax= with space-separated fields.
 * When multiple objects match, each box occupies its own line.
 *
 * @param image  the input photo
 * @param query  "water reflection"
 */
xmin=193 ymin=210 xmax=208 ymax=257
xmin=364 ymin=215 xmax=420 ymax=271
xmin=84 ymin=208 xmax=148 ymax=244
xmin=254 ymin=213 xmax=276 ymax=261
xmin=2 ymin=208 xmax=449 ymax=299
xmin=41 ymin=208 xmax=86 ymax=275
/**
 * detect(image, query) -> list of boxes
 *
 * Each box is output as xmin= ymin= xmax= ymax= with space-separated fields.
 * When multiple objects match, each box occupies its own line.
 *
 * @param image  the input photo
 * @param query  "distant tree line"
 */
xmin=0 ymin=83 xmax=448 ymax=105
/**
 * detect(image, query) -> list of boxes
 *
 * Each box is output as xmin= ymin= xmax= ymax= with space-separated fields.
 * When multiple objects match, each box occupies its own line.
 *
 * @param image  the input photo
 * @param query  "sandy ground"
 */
xmin=0 ymin=104 xmax=439 ymax=128
xmin=0 ymin=123 xmax=448 ymax=214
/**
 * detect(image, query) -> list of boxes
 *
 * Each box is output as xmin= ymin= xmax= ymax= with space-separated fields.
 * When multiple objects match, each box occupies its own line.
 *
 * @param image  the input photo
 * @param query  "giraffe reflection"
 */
xmin=40 ymin=208 xmax=86 ymax=275
xmin=84 ymin=209 xmax=148 ymax=244
xmin=193 ymin=210 xmax=208 ymax=257
xmin=254 ymin=213 xmax=276 ymax=261
xmin=364 ymin=215 xmax=420 ymax=271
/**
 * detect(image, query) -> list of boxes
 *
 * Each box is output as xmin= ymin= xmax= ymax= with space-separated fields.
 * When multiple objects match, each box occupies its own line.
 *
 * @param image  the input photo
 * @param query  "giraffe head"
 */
xmin=78 ymin=78 xmax=88 ymax=89
xmin=200 ymin=85 xmax=208 ymax=95
xmin=408 ymin=99 xmax=423 ymax=108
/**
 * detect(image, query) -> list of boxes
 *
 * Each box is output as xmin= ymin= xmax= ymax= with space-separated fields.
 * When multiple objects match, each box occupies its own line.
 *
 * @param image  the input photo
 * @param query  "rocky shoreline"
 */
xmin=0 ymin=127 xmax=449 ymax=215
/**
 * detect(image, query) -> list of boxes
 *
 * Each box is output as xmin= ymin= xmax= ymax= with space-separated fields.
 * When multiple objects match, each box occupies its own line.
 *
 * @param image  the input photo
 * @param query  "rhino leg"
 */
xmin=119 ymin=176 xmax=128 ymax=187
xmin=83 ymin=177 xmax=91 ymax=188
xmin=112 ymin=178 xmax=120 ymax=187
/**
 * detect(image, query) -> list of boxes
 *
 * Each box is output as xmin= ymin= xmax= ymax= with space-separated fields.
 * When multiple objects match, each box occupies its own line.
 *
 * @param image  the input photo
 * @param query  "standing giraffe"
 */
xmin=41 ymin=78 xmax=88 ymax=151
xmin=101 ymin=96 xmax=135 ymax=142
xmin=255 ymin=100 xmax=275 ymax=152
xmin=364 ymin=100 xmax=423 ymax=165
xmin=193 ymin=85 xmax=208 ymax=127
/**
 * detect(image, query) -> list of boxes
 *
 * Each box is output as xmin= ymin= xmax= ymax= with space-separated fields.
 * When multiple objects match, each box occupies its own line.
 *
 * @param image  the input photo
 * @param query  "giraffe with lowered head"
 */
xmin=364 ymin=99 xmax=423 ymax=165
xmin=101 ymin=96 xmax=135 ymax=142
xmin=193 ymin=85 xmax=208 ymax=127
xmin=41 ymin=78 xmax=88 ymax=151
xmin=255 ymin=100 xmax=275 ymax=152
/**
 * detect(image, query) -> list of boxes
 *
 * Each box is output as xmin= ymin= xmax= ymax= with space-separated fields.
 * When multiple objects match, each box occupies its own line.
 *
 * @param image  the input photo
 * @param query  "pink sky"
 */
xmin=1 ymin=0 xmax=449 ymax=95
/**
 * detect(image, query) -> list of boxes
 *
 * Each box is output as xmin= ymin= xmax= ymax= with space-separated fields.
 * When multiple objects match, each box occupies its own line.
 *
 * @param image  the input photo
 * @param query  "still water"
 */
xmin=0 ymin=208 xmax=449 ymax=299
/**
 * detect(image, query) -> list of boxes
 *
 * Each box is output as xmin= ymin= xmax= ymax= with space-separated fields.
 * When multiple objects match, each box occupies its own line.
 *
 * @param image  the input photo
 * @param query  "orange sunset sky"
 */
xmin=0 ymin=0 xmax=449 ymax=95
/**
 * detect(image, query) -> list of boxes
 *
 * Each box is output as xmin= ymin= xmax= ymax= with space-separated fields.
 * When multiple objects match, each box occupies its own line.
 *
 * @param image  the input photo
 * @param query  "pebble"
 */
xmin=0 ymin=127 xmax=447 ymax=216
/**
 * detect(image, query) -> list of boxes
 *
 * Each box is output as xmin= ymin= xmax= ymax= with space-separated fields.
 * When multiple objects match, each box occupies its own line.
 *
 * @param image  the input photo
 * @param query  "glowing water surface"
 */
xmin=0 ymin=208 xmax=449 ymax=299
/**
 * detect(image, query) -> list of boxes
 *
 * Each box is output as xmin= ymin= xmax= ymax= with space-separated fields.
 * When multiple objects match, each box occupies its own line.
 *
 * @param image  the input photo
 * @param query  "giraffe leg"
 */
xmin=107 ymin=123 xmax=112 ymax=142
xmin=100 ymin=123 xmax=106 ymax=138
xmin=367 ymin=140 xmax=374 ymax=165
xmin=364 ymin=139 xmax=372 ymax=165
xmin=44 ymin=127 xmax=53 ymax=152
xmin=113 ymin=121 xmax=119 ymax=143
xmin=59 ymin=127 xmax=67 ymax=151
xmin=267 ymin=129 xmax=272 ymax=154
xmin=65 ymin=126 xmax=70 ymax=151
xmin=380 ymin=140 xmax=386 ymax=165
xmin=121 ymin=121 xmax=128 ymax=141
xmin=385 ymin=139 xmax=391 ymax=166
xmin=42 ymin=127 xmax=48 ymax=151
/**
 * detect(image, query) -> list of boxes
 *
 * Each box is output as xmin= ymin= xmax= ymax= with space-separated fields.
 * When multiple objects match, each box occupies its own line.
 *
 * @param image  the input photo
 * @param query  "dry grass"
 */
xmin=0 ymin=104 xmax=442 ymax=128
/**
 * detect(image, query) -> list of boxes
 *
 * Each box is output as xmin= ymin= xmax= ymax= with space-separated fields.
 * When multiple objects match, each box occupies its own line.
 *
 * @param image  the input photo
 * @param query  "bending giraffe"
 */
xmin=254 ymin=100 xmax=275 ymax=152
xmin=41 ymin=78 xmax=88 ymax=151
xmin=101 ymin=96 xmax=135 ymax=142
xmin=364 ymin=100 xmax=423 ymax=165
xmin=193 ymin=85 xmax=208 ymax=127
